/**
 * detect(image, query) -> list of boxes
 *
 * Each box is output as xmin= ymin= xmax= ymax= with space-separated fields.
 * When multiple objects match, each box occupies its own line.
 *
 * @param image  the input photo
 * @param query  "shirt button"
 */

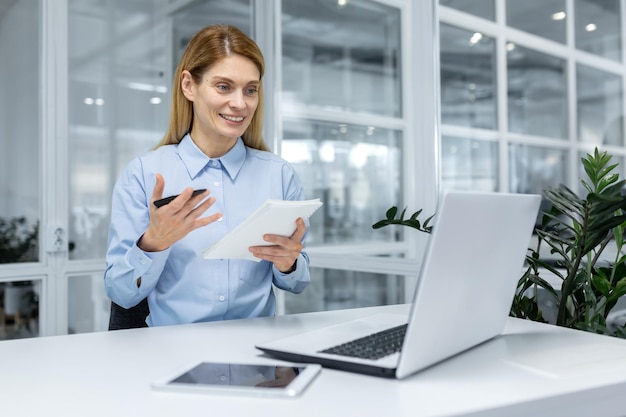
xmin=218 ymin=295 xmax=225 ymax=302
xmin=218 ymin=217 xmax=223 ymax=222
xmin=139 ymin=257 xmax=147 ymax=265
xmin=211 ymin=160 xmax=218 ymax=166
xmin=213 ymin=181 xmax=220 ymax=187
xmin=219 ymin=374 xmax=227 ymax=381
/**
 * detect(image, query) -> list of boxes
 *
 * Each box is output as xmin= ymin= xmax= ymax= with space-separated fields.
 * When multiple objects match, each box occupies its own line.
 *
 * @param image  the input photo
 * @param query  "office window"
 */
xmin=68 ymin=274 xmax=109 ymax=334
xmin=279 ymin=0 xmax=407 ymax=312
xmin=506 ymin=0 xmax=566 ymax=44
xmin=283 ymin=119 xmax=401 ymax=245
xmin=68 ymin=0 xmax=169 ymax=260
xmin=0 ymin=0 xmax=41 ymax=341
xmin=439 ymin=0 xmax=495 ymax=21
xmin=0 ymin=0 xmax=40 ymax=264
xmin=0 ymin=280 xmax=40 ymax=340
xmin=284 ymin=268 xmax=405 ymax=314
xmin=440 ymin=23 xmax=497 ymax=130
xmin=282 ymin=0 xmax=401 ymax=117
xmin=575 ymin=0 xmax=622 ymax=62
xmin=507 ymin=45 xmax=567 ymax=139
xmin=280 ymin=0 xmax=402 ymax=248
xmin=508 ymin=145 xmax=568 ymax=195
xmin=576 ymin=63 xmax=623 ymax=146
xmin=439 ymin=0 xmax=626 ymax=199
xmin=441 ymin=136 xmax=498 ymax=191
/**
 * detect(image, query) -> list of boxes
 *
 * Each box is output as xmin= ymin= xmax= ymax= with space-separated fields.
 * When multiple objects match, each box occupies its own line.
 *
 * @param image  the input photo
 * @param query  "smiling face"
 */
xmin=181 ymin=54 xmax=260 ymax=157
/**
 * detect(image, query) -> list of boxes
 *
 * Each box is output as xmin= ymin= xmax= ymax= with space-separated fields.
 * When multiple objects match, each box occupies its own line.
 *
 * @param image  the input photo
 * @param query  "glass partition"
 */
xmin=439 ymin=0 xmax=495 ymax=21
xmin=576 ymin=63 xmax=623 ymax=146
xmin=508 ymin=144 xmax=568 ymax=195
xmin=0 ymin=1 xmax=40 ymax=264
xmin=575 ymin=0 xmax=622 ymax=62
xmin=279 ymin=0 xmax=407 ymax=313
xmin=441 ymin=136 xmax=498 ymax=192
xmin=280 ymin=0 xmax=403 ymax=249
xmin=284 ymin=268 xmax=405 ymax=314
xmin=282 ymin=119 xmax=402 ymax=245
xmin=440 ymin=23 xmax=497 ymax=130
xmin=68 ymin=274 xmax=110 ymax=334
xmin=506 ymin=0 xmax=566 ymax=44
xmin=507 ymin=44 xmax=567 ymax=139
xmin=281 ymin=0 xmax=401 ymax=117
xmin=0 ymin=279 xmax=40 ymax=340
xmin=67 ymin=0 xmax=171 ymax=260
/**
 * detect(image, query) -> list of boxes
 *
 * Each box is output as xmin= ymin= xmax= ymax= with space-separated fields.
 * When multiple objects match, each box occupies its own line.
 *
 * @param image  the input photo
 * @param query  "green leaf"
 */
xmin=591 ymin=275 xmax=611 ymax=297
xmin=609 ymin=278 xmax=626 ymax=301
xmin=372 ymin=206 xmax=435 ymax=234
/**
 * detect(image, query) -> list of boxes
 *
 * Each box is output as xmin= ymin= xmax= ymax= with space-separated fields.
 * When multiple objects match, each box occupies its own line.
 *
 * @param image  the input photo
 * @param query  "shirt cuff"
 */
xmin=127 ymin=240 xmax=170 ymax=281
xmin=274 ymin=257 xmax=299 ymax=276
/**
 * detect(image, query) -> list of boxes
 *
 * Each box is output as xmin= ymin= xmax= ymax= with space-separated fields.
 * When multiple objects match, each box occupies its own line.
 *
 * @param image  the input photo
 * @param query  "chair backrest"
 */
xmin=108 ymin=298 xmax=149 ymax=330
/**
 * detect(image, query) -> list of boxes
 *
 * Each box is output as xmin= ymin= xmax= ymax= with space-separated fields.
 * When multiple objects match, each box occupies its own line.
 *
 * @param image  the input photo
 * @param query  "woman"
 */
xmin=104 ymin=25 xmax=311 ymax=327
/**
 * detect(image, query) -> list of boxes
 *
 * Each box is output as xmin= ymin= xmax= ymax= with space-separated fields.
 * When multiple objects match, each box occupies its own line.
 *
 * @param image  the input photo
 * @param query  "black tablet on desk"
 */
xmin=151 ymin=361 xmax=321 ymax=398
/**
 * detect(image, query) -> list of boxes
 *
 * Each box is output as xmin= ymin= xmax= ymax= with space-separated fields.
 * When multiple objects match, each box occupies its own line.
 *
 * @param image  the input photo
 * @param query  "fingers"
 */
xmin=151 ymin=173 xmax=165 ymax=208
xmin=255 ymin=219 xmax=306 ymax=252
xmin=141 ymin=178 xmax=221 ymax=252
xmin=248 ymin=218 xmax=307 ymax=271
xmin=290 ymin=218 xmax=307 ymax=241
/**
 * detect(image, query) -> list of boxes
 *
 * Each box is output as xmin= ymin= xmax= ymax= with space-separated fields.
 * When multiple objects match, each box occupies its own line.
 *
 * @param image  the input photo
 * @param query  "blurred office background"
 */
xmin=0 ymin=0 xmax=622 ymax=339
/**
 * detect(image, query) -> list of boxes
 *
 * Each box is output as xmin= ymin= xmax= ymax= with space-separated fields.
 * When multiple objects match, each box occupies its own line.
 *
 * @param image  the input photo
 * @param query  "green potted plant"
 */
xmin=373 ymin=148 xmax=626 ymax=339
xmin=0 ymin=217 xmax=38 ymax=263
xmin=0 ymin=217 xmax=39 ymax=331
xmin=513 ymin=148 xmax=626 ymax=337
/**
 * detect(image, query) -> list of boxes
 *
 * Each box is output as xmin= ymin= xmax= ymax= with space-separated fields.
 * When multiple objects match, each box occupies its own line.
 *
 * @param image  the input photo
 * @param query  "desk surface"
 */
xmin=2 ymin=304 xmax=626 ymax=417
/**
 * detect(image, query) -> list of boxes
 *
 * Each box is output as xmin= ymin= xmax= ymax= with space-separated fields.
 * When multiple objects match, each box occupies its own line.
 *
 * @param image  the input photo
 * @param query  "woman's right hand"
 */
xmin=138 ymin=173 xmax=222 ymax=252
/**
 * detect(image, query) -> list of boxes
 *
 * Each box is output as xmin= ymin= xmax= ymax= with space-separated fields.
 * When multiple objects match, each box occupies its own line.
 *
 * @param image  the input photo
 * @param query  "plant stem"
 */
xmin=556 ymin=204 xmax=589 ymax=325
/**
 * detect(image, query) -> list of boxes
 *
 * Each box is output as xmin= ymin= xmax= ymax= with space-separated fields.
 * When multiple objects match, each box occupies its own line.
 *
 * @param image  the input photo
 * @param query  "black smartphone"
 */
xmin=153 ymin=189 xmax=207 ymax=208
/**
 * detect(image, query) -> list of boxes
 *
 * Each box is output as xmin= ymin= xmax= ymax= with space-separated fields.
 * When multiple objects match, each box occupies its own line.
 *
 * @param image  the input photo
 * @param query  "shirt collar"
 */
xmin=178 ymin=134 xmax=246 ymax=180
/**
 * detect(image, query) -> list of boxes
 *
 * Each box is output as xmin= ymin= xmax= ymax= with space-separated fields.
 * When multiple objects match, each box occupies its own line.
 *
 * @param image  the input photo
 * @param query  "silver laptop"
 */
xmin=256 ymin=191 xmax=542 ymax=379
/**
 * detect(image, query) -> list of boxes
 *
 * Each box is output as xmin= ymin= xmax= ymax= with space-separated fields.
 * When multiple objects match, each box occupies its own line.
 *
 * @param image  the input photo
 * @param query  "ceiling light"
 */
xmin=552 ymin=11 xmax=566 ymax=21
xmin=506 ymin=42 xmax=516 ymax=51
xmin=585 ymin=23 xmax=597 ymax=32
xmin=127 ymin=82 xmax=167 ymax=93
xmin=469 ymin=32 xmax=483 ymax=45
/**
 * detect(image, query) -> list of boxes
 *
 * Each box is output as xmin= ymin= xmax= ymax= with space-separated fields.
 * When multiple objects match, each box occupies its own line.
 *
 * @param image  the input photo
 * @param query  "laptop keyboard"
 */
xmin=319 ymin=324 xmax=408 ymax=360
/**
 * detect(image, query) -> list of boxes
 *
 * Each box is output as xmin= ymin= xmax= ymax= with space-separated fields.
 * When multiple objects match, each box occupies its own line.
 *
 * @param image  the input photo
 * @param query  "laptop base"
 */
xmin=257 ymin=347 xmax=398 ymax=378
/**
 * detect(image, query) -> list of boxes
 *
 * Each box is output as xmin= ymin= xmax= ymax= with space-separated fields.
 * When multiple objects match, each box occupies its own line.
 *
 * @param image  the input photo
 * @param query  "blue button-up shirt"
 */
xmin=104 ymin=134 xmax=311 ymax=326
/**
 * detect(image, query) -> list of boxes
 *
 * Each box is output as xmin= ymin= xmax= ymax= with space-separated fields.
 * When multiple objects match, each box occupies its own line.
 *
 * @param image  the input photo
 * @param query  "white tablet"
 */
xmin=151 ymin=361 xmax=321 ymax=398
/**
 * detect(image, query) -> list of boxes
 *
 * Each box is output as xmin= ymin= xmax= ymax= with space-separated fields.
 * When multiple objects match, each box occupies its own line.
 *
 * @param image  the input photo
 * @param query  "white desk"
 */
xmin=2 ymin=304 xmax=626 ymax=417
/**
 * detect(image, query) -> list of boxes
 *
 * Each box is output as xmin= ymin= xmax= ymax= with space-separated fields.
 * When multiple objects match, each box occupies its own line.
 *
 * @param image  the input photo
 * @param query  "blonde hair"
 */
xmin=155 ymin=25 xmax=269 ymax=151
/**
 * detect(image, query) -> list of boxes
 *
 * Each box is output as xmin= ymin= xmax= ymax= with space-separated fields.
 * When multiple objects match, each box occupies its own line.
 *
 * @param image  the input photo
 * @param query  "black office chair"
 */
xmin=108 ymin=298 xmax=149 ymax=330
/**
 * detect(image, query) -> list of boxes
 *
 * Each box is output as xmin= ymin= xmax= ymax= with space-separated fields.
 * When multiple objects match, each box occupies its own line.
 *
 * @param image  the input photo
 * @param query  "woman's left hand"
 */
xmin=248 ymin=217 xmax=306 ymax=273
